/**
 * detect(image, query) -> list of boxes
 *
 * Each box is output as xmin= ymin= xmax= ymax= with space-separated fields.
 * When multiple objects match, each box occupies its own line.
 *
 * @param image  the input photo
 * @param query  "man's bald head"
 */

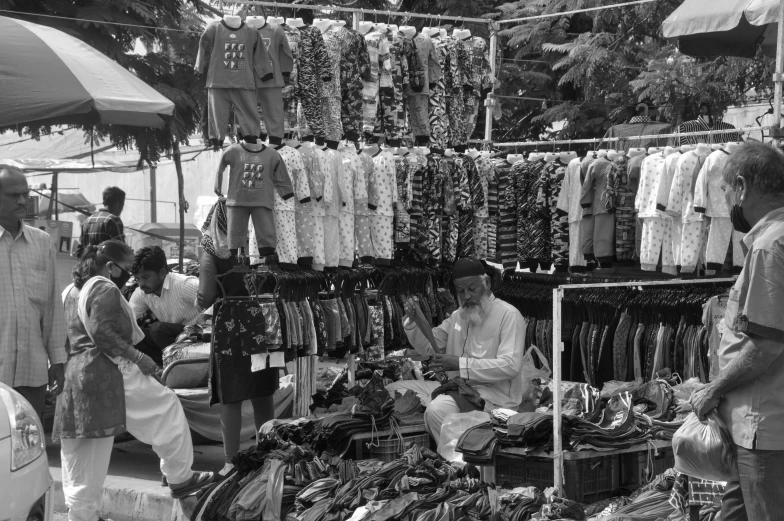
xmin=0 ymin=165 xmax=30 ymax=225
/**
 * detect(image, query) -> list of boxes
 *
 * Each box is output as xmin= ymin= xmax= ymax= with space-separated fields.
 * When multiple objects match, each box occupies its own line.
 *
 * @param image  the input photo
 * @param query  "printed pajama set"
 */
xmin=362 ymin=31 xmax=392 ymax=137
xmin=666 ymin=151 xmax=708 ymax=273
xmin=693 ymin=149 xmax=738 ymax=271
xmin=320 ymin=147 xmax=342 ymax=268
xmin=296 ymin=26 xmax=332 ymax=140
xmin=281 ymin=24 xmax=301 ymax=132
xmin=356 ymin=152 xmax=377 ymax=260
xmin=340 ymin=29 xmax=371 ymax=142
xmin=556 ymin=158 xmax=588 ymax=269
xmin=408 ymin=33 xmax=442 ymax=140
xmin=635 ymin=153 xmax=676 ymax=273
xmin=297 ymin=143 xmax=326 ymax=267
xmin=338 ymin=149 xmax=365 ymax=266
xmin=369 ymin=150 xmax=397 ymax=261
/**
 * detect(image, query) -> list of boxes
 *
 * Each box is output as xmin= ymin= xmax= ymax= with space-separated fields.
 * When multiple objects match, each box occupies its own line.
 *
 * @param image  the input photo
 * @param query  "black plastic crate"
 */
xmin=620 ymin=447 xmax=675 ymax=488
xmin=496 ymin=454 xmax=620 ymax=504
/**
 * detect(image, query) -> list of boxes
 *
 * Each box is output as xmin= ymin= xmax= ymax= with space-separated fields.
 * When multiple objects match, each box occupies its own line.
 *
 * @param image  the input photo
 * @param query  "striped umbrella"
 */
xmin=0 ymin=15 xmax=175 ymax=129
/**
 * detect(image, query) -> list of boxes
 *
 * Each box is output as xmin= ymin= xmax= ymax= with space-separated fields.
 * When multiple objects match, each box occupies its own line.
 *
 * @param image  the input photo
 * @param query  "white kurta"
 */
xmin=403 ymin=296 xmax=528 ymax=410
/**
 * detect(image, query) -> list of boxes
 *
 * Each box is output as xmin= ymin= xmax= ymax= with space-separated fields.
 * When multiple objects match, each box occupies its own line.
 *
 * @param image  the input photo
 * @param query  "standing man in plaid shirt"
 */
xmin=77 ymin=186 xmax=126 ymax=256
xmin=0 ymin=165 xmax=67 ymax=418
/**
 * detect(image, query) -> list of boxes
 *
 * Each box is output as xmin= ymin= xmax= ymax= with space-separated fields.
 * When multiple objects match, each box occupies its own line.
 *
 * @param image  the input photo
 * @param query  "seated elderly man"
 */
xmin=387 ymin=258 xmax=528 ymax=443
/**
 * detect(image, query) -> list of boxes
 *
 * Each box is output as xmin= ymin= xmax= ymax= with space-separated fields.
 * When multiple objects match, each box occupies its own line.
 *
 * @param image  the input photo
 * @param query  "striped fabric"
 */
xmin=0 ymin=224 xmax=67 ymax=387
xmin=677 ymin=119 xmax=741 ymax=145
xmin=129 ymin=272 xmax=201 ymax=326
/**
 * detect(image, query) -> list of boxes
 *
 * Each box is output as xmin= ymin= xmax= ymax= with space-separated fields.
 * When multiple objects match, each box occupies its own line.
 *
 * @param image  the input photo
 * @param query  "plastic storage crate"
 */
xmin=620 ymin=447 xmax=675 ymax=488
xmin=495 ymin=455 xmax=620 ymax=504
xmin=366 ymin=433 xmax=431 ymax=462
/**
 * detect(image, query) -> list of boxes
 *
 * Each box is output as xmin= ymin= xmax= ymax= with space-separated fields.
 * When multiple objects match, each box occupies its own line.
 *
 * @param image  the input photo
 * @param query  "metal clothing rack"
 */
xmin=548 ymin=277 xmax=737 ymax=496
xmin=492 ymin=125 xmax=775 ymax=148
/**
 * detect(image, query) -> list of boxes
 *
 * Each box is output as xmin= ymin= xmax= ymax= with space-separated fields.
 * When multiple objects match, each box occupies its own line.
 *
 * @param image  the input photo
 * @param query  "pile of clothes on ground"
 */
xmin=459 ymin=373 xmax=693 ymax=463
xmin=190 ymin=433 xmax=719 ymax=521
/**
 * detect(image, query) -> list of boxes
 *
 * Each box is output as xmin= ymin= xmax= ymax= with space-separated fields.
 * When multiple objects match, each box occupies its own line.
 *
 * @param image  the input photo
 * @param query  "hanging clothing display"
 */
xmin=580 ymin=155 xmax=614 ymax=265
xmin=362 ymin=29 xmax=392 ymax=137
xmin=196 ymin=21 xmax=274 ymax=141
xmin=281 ymin=24 xmax=301 ymax=132
xmin=693 ymin=149 xmax=738 ymax=271
xmin=408 ymin=32 xmax=442 ymax=140
xmin=214 ymin=143 xmax=294 ymax=252
xmin=295 ymin=142 xmax=325 ymax=267
xmin=297 ymin=26 xmax=332 ymax=140
xmin=677 ymin=118 xmax=741 ymax=145
xmin=256 ymin=22 xmax=294 ymax=138
xmin=667 ymin=149 xmax=709 ymax=273
xmin=368 ymin=147 xmax=397 ymax=261
xmin=556 ymin=157 xmax=587 ymax=270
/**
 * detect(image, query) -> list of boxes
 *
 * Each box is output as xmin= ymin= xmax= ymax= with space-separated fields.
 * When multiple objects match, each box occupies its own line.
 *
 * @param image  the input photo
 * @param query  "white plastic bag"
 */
xmin=673 ymin=411 xmax=738 ymax=482
xmin=438 ymin=411 xmax=491 ymax=462
xmin=519 ymin=346 xmax=552 ymax=412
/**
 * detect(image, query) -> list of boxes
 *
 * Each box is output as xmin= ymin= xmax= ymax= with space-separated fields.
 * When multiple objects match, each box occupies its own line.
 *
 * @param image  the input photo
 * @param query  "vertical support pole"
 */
xmin=353 ymin=10 xmax=361 ymax=30
xmin=484 ymin=23 xmax=498 ymax=146
xmin=774 ymin=0 xmax=784 ymax=142
xmin=552 ymin=287 xmax=564 ymax=496
xmin=149 ymin=165 xmax=158 ymax=223
xmin=172 ymin=141 xmax=186 ymax=271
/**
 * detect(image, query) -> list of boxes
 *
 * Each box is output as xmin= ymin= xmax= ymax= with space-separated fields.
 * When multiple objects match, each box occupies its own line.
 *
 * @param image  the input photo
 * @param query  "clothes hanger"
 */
xmin=246 ymin=15 xmax=265 ymax=28
xmin=423 ymin=15 xmax=439 ymax=37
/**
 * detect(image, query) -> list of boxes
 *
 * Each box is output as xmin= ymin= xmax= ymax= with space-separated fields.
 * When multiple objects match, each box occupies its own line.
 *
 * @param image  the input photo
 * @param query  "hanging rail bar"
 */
xmin=493 ymin=125 xmax=773 ymax=147
xmin=496 ymin=0 xmax=657 ymax=25
xmin=220 ymin=0 xmax=494 ymax=24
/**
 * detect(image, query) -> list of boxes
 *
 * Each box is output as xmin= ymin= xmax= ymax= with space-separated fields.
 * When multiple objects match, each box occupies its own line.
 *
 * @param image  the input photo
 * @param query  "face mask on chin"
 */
xmin=729 ymin=184 xmax=752 ymax=234
xmin=110 ymin=265 xmax=132 ymax=288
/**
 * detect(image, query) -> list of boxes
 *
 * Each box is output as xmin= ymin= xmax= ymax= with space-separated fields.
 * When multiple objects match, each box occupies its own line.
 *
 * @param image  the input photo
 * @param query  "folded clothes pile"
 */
xmin=491 ymin=412 xmax=554 ymax=454
xmin=456 ymin=422 xmax=498 ymax=464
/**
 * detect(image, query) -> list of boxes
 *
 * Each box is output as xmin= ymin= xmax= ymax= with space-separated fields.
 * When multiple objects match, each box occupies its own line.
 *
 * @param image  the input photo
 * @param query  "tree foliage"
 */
xmin=490 ymin=0 xmax=774 ymax=140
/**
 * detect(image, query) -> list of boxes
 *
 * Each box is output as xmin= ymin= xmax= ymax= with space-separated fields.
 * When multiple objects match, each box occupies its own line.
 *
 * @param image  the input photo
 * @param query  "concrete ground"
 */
xmin=49 ymin=436 xmax=254 ymax=521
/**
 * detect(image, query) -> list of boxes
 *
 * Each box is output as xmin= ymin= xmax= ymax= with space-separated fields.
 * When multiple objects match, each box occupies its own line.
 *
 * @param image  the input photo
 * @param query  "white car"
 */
xmin=0 ymin=384 xmax=53 ymax=521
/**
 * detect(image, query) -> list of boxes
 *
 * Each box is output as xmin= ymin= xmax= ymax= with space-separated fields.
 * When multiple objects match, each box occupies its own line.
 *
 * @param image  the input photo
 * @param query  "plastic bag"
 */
xmin=438 ymin=411 xmax=491 ymax=462
xmin=519 ymin=346 xmax=552 ymax=412
xmin=673 ymin=411 xmax=738 ymax=482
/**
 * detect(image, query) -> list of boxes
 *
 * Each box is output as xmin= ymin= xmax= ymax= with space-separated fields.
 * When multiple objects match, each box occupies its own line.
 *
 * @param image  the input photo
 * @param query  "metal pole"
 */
xmin=149 ymin=165 xmax=157 ymax=223
xmin=552 ymin=287 xmax=564 ymax=496
xmin=484 ymin=24 xmax=498 ymax=146
xmin=172 ymin=142 xmax=186 ymax=271
xmin=774 ymin=0 xmax=784 ymax=142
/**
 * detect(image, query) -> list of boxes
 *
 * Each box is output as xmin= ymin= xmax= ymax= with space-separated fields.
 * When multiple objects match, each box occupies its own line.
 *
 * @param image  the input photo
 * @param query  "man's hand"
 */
xmin=48 ymin=363 xmax=64 ymax=398
xmin=690 ymin=383 xmax=721 ymax=421
xmin=429 ymin=354 xmax=460 ymax=372
xmin=404 ymin=298 xmax=418 ymax=324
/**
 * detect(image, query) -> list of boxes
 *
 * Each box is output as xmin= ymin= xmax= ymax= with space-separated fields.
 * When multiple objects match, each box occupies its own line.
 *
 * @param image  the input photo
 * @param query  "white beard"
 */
xmin=459 ymin=295 xmax=491 ymax=326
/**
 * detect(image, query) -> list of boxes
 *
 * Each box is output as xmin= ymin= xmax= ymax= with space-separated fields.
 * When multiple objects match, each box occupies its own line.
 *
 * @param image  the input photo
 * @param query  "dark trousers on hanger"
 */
xmin=208 ymin=88 xmax=261 ymax=141
xmin=257 ymin=87 xmax=285 ymax=138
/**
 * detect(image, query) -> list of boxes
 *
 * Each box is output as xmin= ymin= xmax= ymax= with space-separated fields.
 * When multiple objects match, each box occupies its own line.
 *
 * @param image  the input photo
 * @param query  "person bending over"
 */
xmin=387 ymin=257 xmax=528 ymax=445
xmin=129 ymin=246 xmax=202 ymax=365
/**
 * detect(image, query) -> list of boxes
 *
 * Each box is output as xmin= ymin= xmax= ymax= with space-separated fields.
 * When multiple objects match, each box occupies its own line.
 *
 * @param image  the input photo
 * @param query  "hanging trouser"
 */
xmin=679 ymin=220 xmax=706 ymax=274
xmin=581 ymin=214 xmax=615 ymax=265
xmin=227 ymin=206 xmax=276 ymax=253
xmin=321 ymin=96 xmax=343 ymax=142
xmin=640 ymin=216 xmax=676 ymax=274
xmin=257 ymin=87 xmax=285 ymax=138
xmin=569 ymin=221 xmax=587 ymax=268
xmin=671 ymin=220 xmax=683 ymax=270
xmin=705 ymin=216 xmax=732 ymax=271
xmin=323 ymin=215 xmax=340 ymax=268
xmin=371 ymin=214 xmax=394 ymax=261
xmin=339 ymin=211 xmax=355 ymax=267
xmin=355 ymin=214 xmax=375 ymax=261
xmin=208 ymin=88 xmax=261 ymax=141
xmin=408 ymin=94 xmax=430 ymax=139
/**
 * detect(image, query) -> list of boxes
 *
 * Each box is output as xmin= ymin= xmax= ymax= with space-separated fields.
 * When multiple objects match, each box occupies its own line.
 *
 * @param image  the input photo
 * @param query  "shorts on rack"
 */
xmin=227 ymin=205 xmax=275 ymax=253
xmin=208 ymin=88 xmax=261 ymax=141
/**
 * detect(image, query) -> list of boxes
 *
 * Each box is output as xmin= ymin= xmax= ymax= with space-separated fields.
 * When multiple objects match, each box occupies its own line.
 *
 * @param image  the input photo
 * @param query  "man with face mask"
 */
xmin=0 ymin=165 xmax=67 ymax=419
xmin=386 ymin=258 xmax=527 ymax=444
xmin=690 ymin=141 xmax=784 ymax=520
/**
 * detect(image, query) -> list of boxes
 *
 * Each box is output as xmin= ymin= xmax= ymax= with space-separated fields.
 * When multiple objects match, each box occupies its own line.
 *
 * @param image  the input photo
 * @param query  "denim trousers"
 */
xmin=722 ymin=444 xmax=784 ymax=521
